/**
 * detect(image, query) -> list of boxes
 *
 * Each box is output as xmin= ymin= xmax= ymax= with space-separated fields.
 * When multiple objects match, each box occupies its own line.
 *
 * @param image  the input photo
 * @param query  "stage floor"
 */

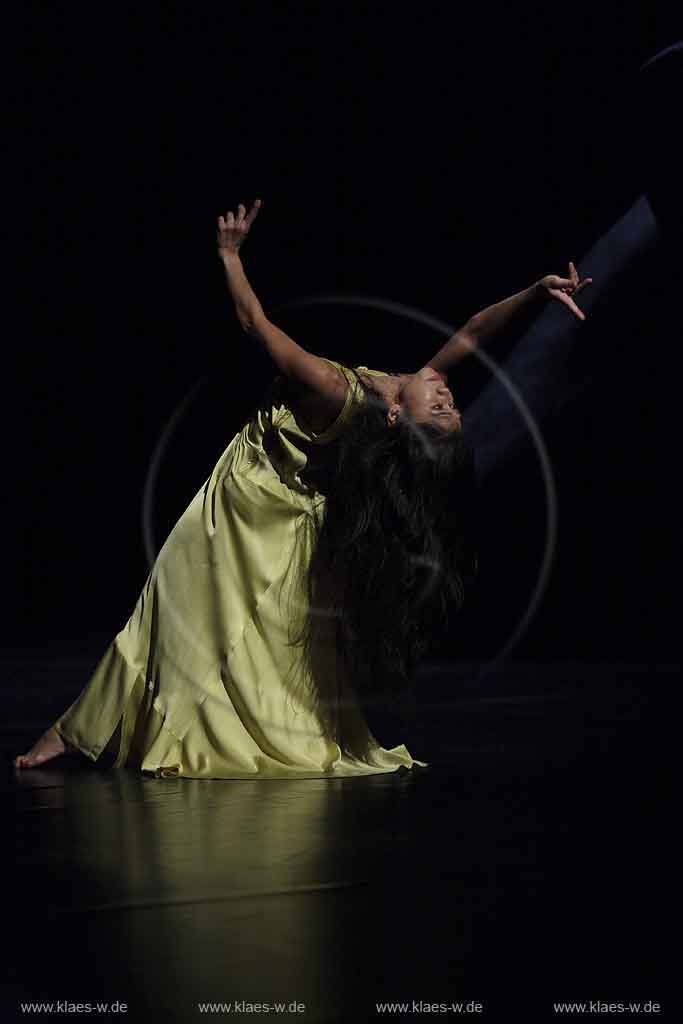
xmin=3 ymin=658 xmax=669 ymax=1022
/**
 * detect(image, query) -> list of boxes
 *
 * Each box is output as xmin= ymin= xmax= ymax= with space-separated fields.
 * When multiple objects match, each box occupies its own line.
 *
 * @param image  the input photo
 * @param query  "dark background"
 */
xmin=6 ymin=5 xmax=679 ymax=667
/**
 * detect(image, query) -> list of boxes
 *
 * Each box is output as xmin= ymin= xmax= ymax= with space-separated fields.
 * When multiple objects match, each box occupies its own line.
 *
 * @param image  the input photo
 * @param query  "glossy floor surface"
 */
xmin=3 ymin=659 xmax=669 ymax=1022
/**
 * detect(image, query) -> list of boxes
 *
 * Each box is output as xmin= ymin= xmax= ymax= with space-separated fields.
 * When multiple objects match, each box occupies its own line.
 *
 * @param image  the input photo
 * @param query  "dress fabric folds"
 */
xmin=53 ymin=359 xmax=428 ymax=779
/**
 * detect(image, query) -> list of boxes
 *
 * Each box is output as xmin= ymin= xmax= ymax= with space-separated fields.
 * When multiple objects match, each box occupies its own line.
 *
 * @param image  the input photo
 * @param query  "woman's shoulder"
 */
xmin=321 ymin=359 xmax=388 ymax=380
xmin=292 ymin=359 xmax=382 ymax=444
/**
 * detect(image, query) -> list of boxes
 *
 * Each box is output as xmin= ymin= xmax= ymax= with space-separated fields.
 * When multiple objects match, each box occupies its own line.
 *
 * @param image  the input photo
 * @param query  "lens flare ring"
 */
xmin=140 ymin=292 xmax=558 ymax=722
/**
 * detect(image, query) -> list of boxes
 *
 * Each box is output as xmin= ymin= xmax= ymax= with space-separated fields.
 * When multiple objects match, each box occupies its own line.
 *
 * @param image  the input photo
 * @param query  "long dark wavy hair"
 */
xmin=251 ymin=366 xmax=478 ymax=712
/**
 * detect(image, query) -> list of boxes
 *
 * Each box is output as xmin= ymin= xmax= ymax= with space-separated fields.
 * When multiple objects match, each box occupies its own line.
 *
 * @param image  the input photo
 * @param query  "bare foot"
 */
xmin=13 ymin=726 xmax=75 ymax=769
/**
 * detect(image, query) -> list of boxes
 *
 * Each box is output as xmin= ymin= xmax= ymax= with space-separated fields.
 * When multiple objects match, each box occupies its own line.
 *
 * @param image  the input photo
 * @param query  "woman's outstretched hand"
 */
xmin=538 ymin=261 xmax=593 ymax=321
xmin=217 ymin=198 xmax=263 ymax=259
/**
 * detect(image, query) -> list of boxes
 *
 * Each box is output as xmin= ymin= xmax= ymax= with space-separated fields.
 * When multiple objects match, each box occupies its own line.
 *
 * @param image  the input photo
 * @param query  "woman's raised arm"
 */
xmin=218 ymin=199 xmax=265 ymax=329
xmin=426 ymin=262 xmax=593 ymax=376
xmin=217 ymin=199 xmax=347 ymax=411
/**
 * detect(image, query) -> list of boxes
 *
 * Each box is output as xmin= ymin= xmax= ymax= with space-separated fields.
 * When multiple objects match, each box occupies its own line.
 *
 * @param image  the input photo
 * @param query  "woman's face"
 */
xmin=393 ymin=367 xmax=462 ymax=433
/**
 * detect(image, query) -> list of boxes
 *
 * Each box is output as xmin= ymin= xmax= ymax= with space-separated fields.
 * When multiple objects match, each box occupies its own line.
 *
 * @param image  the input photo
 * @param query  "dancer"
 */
xmin=14 ymin=199 xmax=591 ymax=777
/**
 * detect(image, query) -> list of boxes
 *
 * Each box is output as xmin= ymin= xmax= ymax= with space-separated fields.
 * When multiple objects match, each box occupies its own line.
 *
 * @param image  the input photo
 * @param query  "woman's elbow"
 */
xmin=241 ymin=306 xmax=267 ymax=335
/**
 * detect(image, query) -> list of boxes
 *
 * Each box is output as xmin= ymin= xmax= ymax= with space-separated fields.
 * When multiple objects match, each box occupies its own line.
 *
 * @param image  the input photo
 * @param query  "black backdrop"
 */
xmin=6 ymin=6 xmax=680 ymax=667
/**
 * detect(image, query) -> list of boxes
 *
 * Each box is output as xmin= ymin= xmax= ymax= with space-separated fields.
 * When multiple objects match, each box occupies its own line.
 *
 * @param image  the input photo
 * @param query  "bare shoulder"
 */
xmin=323 ymin=359 xmax=351 ymax=389
xmin=290 ymin=359 xmax=349 ymax=433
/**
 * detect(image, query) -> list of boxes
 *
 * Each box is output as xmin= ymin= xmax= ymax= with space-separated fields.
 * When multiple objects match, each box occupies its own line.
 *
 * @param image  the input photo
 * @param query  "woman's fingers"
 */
xmin=554 ymin=270 xmax=593 ymax=296
xmin=217 ymin=199 xmax=262 ymax=259
xmin=218 ymin=199 xmax=262 ymax=233
xmin=569 ymin=260 xmax=580 ymax=287
xmin=244 ymin=198 xmax=262 ymax=229
xmin=551 ymin=288 xmax=586 ymax=320
xmin=542 ymin=266 xmax=592 ymax=318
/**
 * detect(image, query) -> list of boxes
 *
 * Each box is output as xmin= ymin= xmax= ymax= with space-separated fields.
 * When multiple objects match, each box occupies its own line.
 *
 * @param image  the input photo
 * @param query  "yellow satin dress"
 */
xmin=53 ymin=359 xmax=428 ymax=779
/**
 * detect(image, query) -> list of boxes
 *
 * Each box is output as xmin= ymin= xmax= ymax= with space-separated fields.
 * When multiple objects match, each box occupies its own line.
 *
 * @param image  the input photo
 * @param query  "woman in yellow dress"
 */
xmin=14 ymin=198 xmax=591 ymax=778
